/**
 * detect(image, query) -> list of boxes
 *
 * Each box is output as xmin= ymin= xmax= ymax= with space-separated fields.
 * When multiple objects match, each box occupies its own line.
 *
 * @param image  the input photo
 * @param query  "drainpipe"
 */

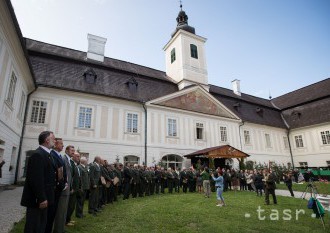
xmin=287 ymin=128 xmax=295 ymax=169
xmin=142 ymin=102 xmax=147 ymax=166
xmin=238 ymin=121 xmax=245 ymax=151
xmin=238 ymin=121 xmax=245 ymax=169
xmin=15 ymin=87 xmax=37 ymax=184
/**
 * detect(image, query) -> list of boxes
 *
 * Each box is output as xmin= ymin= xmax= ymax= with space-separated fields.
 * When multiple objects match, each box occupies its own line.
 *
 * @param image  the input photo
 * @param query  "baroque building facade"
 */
xmin=0 ymin=0 xmax=329 ymax=184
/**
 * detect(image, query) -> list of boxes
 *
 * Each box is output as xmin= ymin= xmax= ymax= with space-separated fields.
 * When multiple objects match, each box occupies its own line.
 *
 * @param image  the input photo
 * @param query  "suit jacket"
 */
xmin=21 ymin=147 xmax=56 ymax=208
xmin=50 ymin=150 xmax=66 ymax=192
xmin=89 ymin=162 xmax=101 ymax=188
xmin=70 ymin=160 xmax=80 ymax=192
xmin=61 ymin=154 xmax=73 ymax=196
xmin=78 ymin=164 xmax=89 ymax=190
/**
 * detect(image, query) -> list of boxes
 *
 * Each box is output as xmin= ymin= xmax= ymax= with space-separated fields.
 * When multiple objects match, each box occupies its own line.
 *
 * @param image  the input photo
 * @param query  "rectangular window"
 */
xmin=6 ymin=72 xmax=17 ymax=107
xmin=30 ymin=100 xmax=47 ymax=124
xmin=295 ymin=135 xmax=304 ymax=148
xmin=17 ymin=92 xmax=26 ymax=120
xmin=283 ymin=136 xmax=289 ymax=149
xmin=220 ymin=126 xmax=227 ymax=142
xmin=320 ymin=131 xmax=330 ymax=145
xmin=299 ymin=162 xmax=308 ymax=168
xmin=127 ymin=113 xmax=138 ymax=133
xmin=171 ymin=48 xmax=176 ymax=63
xmin=244 ymin=130 xmax=250 ymax=144
xmin=78 ymin=107 xmax=92 ymax=128
xmin=196 ymin=123 xmax=204 ymax=140
xmin=327 ymin=161 xmax=330 ymax=167
xmin=168 ymin=118 xmax=177 ymax=137
xmin=9 ymin=147 xmax=17 ymax=171
xmin=190 ymin=44 xmax=198 ymax=59
xmin=265 ymin=133 xmax=271 ymax=148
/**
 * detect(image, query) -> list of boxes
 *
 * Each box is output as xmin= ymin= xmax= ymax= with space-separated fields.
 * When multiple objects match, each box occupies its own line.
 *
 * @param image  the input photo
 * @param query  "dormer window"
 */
xmin=171 ymin=48 xmax=176 ymax=63
xmin=291 ymin=111 xmax=301 ymax=120
xmin=256 ymin=107 xmax=264 ymax=117
xmin=190 ymin=44 xmax=198 ymax=59
xmin=233 ymin=102 xmax=240 ymax=110
xmin=126 ymin=77 xmax=138 ymax=93
xmin=83 ymin=68 xmax=97 ymax=84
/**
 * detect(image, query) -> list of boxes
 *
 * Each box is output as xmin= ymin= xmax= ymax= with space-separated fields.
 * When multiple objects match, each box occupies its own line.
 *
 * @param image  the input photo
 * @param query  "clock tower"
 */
xmin=163 ymin=4 xmax=209 ymax=91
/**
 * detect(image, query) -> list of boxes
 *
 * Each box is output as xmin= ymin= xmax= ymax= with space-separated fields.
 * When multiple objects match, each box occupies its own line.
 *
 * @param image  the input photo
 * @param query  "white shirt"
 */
xmin=39 ymin=145 xmax=51 ymax=154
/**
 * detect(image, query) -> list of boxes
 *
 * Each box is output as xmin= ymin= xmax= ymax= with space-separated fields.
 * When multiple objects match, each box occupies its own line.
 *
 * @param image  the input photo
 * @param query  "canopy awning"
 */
xmin=184 ymin=145 xmax=250 ymax=159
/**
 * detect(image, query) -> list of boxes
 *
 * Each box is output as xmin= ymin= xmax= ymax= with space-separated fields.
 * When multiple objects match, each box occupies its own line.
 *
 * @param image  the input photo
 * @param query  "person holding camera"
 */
xmin=263 ymin=169 xmax=277 ymax=205
xmin=211 ymin=170 xmax=226 ymax=207
xmin=283 ymin=172 xmax=294 ymax=197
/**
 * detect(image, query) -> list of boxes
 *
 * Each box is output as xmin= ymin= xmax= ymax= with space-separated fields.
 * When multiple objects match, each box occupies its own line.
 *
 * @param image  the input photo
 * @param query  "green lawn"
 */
xmin=276 ymin=182 xmax=329 ymax=195
xmin=11 ymin=191 xmax=329 ymax=233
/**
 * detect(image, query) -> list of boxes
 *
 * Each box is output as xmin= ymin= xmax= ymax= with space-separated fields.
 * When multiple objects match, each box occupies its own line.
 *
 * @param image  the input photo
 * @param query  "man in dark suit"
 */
xmin=88 ymin=156 xmax=101 ymax=215
xmin=45 ymin=138 xmax=66 ymax=233
xmin=66 ymin=151 xmax=80 ymax=226
xmin=264 ymin=169 xmax=277 ymax=205
xmin=180 ymin=167 xmax=188 ymax=193
xmin=53 ymin=145 xmax=74 ymax=233
xmin=76 ymin=156 xmax=89 ymax=218
xmin=21 ymin=131 xmax=56 ymax=233
xmin=123 ymin=163 xmax=132 ymax=200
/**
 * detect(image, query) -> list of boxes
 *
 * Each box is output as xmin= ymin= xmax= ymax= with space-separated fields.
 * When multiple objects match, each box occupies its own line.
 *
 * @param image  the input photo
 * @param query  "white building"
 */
xmin=0 ymin=0 xmax=35 ymax=185
xmin=0 ymin=1 xmax=329 ymax=184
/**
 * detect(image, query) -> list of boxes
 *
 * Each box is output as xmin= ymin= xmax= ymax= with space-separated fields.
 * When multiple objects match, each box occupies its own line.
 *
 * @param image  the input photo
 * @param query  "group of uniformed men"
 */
xmin=21 ymin=131 xmax=206 ymax=233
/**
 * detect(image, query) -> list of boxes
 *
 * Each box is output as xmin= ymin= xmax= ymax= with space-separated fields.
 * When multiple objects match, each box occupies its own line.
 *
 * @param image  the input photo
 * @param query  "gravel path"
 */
xmin=0 ymin=186 xmax=25 ymax=233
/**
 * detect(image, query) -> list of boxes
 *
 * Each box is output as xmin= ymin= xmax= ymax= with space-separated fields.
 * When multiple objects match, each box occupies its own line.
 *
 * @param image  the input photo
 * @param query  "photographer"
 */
xmin=263 ymin=169 xmax=277 ymax=205
xmin=211 ymin=170 xmax=226 ymax=207
xmin=283 ymin=172 xmax=294 ymax=197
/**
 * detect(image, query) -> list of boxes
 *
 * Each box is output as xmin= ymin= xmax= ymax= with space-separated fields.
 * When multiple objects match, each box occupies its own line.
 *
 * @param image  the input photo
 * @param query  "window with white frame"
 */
xmin=244 ymin=130 xmax=251 ymax=144
xmin=283 ymin=136 xmax=289 ymax=149
xmin=30 ymin=100 xmax=47 ymax=124
xmin=327 ymin=161 xmax=330 ymax=167
xmin=220 ymin=126 xmax=227 ymax=142
xmin=295 ymin=135 xmax=304 ymax=148
xmin=78 ymin=107 xmax=92 ymax=128
xmin=196 ymin=123 xmax=204 ymax=140
xmin=6 ymin=72 xmax=17 ymax=107
xmin=167 ymin=118 xmax=177 ymax=137
xmin=126 ymin=113 xmax=138 ymax=133
xmin=265 ymin=133 xmax=271 ymax=148
xmin=299 ymin=162 xmax=308 ymax=168
xmin=320 ymin=131 xmax=330 ymax=145
xmin=17 ymin=92 xmax=26 ymax=120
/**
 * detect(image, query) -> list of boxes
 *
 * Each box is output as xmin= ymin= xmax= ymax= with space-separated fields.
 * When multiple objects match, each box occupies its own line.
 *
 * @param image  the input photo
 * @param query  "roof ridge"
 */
xmin=25 ymin=38 xmax=167 ymax=76
xmin=273 ymin=77 xmax=330 ymax=101
xmin=209 ymin=84 xmax=272 ymax=102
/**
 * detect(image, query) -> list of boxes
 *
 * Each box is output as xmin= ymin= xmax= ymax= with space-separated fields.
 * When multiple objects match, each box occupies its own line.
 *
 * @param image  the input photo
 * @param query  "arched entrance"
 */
xmin=124 ymin=155 xmax=140 ymax=165
xmin=161 ymin=154 xmax=183 ymax=169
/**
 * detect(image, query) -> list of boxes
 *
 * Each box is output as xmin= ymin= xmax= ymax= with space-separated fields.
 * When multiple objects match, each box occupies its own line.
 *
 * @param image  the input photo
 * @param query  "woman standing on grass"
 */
xmin=211 ymin=170 xmax=226 ymax=207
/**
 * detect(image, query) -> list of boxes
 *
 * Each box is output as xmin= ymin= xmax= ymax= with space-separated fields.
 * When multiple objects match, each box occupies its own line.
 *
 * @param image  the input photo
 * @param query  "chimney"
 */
xmin=231 ymin=79 xmax=241 ymax=96
xmin=87 ymin=34 xmax=107 ymax=62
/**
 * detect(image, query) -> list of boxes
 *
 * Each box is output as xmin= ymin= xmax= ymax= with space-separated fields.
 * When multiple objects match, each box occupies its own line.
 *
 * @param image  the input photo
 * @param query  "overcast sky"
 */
xmin=11 ymin=0 xmax=330 ymax=99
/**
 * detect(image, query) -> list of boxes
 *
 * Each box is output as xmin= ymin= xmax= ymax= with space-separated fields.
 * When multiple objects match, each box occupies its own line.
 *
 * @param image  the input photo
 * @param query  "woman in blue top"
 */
xmin=211 ymin=170 xmax=226 ymax=207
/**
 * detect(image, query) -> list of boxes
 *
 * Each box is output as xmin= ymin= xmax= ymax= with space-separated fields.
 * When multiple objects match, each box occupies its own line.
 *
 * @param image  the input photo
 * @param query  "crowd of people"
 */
xmin=22 ymin=130 xmax=298 ymax=233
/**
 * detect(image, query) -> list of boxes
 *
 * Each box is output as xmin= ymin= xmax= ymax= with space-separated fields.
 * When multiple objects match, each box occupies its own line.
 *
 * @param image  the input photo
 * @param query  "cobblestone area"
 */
xmin=0 ymin=186 xmax=25 ymax=233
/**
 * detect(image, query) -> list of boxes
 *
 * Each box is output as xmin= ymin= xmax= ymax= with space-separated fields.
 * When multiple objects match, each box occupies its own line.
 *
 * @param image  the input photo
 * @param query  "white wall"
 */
xmin=0 ymin=1 xmax=34 ymax=184
xmin=290 ymin=123 xmax=330 ymax=168
xmin=19 ymin=87 xmax=146 ymax=179
xmin=241 ymin=123 xmax=292 ymax=166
